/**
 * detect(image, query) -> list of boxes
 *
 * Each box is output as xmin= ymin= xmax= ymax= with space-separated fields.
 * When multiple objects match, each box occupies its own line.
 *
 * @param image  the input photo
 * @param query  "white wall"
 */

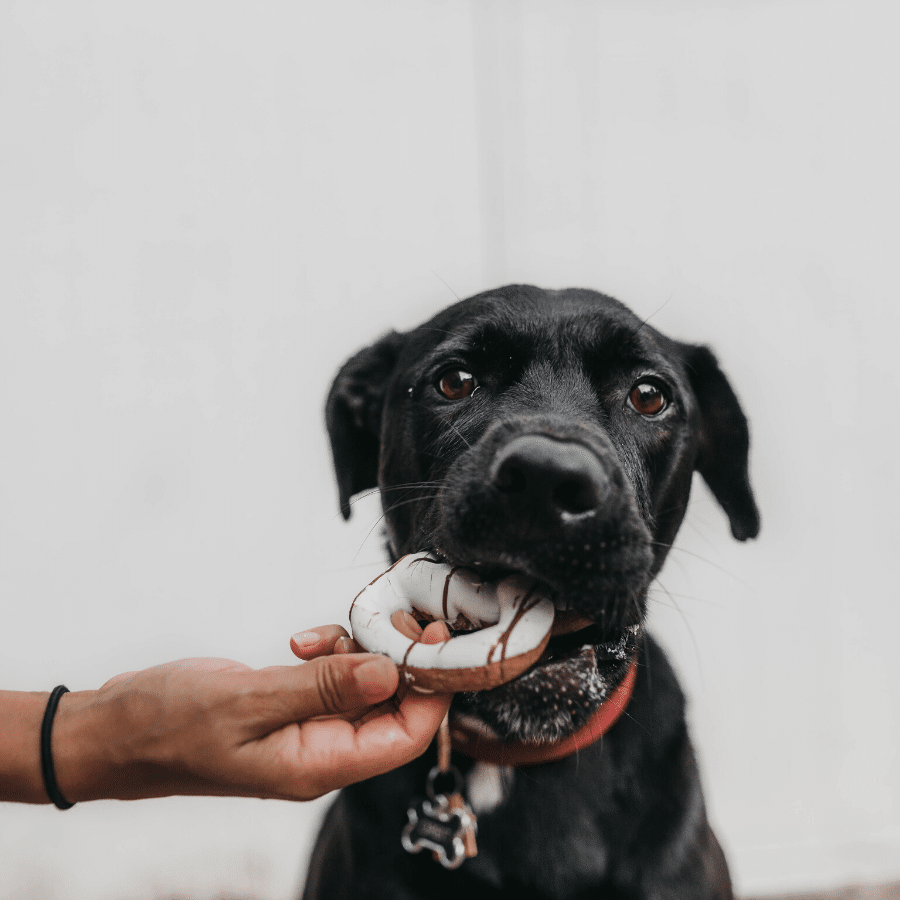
xmin=1 ymin=2 xmax=897 ymax=897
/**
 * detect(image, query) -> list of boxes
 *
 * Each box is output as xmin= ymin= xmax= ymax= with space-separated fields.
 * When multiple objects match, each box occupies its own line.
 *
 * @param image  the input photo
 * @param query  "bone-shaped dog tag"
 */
xmin=401 ymin=794 xmax=470 ymax=869
xmin=445 ymin=792 xmax=478 ymax=860
xmin=401 ymin=764 xmax=477 ymax=869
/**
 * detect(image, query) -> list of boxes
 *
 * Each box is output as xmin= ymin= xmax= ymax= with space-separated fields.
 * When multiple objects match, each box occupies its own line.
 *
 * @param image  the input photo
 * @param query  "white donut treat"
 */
xmin=349 ymin=553 xmax=555 ymax=691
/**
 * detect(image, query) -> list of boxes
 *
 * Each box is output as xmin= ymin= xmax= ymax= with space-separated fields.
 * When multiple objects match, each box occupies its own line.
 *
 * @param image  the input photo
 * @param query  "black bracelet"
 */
xmin=40 ymin=685 xmax=75 ymax=810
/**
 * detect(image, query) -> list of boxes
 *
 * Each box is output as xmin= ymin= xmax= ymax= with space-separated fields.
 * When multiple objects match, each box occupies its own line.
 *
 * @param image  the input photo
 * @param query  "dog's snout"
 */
xmin=491 ymin=436 xmax=607 ymax=518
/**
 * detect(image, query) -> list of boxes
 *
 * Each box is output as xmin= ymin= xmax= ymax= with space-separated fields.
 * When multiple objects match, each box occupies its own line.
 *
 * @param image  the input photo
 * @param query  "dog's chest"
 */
xmin=461 ymin=762 xmax=611 ymax=894
xmin=466 ymin=762 xmax=513 ymax=815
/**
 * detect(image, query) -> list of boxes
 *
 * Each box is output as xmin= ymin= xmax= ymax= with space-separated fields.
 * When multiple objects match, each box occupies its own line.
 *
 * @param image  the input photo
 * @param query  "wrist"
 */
xmin=51 ymin=689 xmax=112 ymax=803
xmin=51 ymin=679 xmax=210 ymax=802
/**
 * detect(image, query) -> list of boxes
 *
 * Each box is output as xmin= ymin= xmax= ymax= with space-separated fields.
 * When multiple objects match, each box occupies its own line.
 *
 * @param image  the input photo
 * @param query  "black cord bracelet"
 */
xmin=40 ymin=685 xmax=75 ymax=810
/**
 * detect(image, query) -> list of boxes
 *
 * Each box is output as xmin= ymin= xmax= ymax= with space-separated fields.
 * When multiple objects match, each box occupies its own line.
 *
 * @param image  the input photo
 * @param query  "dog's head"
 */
xmin=327 ymin=286 xmax=759 ymax=742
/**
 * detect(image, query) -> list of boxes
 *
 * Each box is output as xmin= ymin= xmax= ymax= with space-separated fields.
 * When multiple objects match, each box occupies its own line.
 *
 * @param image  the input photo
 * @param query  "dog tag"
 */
xmin=444 ymin=791 xmax=478 ymax=860
xmin=402 ymin=794 xmax=471 ymax=869
xmin=401 ymin=765 xmax=478 ymax=869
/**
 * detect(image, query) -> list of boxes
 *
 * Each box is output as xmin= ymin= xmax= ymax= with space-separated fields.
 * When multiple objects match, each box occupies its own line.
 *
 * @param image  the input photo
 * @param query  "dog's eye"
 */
xmin=628 ymin=381 xmax=667 ymax=416
xmin=437 ymin=369 xmax=477 ymax=400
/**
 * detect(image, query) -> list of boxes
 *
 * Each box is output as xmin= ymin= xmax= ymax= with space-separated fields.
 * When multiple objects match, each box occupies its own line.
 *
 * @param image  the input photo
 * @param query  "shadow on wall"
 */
xmin=157 ymin=885 xmax=900 ymax=900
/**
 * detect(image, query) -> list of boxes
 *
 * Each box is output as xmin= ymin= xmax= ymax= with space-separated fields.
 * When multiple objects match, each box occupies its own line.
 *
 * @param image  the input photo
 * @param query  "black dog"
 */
xmin=304 ymin=285 xmax=759 ymax=900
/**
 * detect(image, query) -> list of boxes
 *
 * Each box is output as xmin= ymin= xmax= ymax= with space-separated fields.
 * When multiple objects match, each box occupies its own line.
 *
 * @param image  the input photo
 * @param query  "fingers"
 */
xmin=290 ymin=625 xmax=354 ymax=660
xmin=390 ymin=610 xmax=423 ymax=641
xmin=420 ymin=620 xmax=450 ymax=644
xmin=289 ymin=678 xmax=452 ymax=797
xmin=390 ymin=613 xmax=451 ymax=646
xmin=334 ymin=636 xmax=356 ymax=655
xmin=255 ymin=653 xmax=400 ymax=725
xmin=245 ymin=620 xmax=454 ymax=799
xmin=275 ymin=619 xmax=450 ymax=722
xmin=290 ymin=616 xmax=449 ymax=660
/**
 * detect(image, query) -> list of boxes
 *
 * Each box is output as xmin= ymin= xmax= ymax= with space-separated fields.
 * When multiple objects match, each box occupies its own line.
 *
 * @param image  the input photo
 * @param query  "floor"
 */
xmin=748 ymin=884 xmax=900 ymax=900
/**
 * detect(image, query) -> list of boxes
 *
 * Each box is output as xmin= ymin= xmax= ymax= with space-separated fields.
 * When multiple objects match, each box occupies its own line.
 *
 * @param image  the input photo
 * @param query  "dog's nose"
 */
xmin=491 ymin=435 xmax=607 ymax=518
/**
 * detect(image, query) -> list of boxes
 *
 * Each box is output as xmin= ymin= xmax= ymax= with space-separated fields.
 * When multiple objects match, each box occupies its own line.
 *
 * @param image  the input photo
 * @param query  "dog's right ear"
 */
xmin=326 ymin=331 xmax=406 ymax=519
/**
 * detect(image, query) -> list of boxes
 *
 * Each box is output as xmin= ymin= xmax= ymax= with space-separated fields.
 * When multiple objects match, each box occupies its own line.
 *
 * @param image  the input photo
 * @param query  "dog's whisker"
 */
xmin=626 ymin=293 xmax=674 ymax=341
xmin=381 ymin=494 xmax=441 ymax=514
xmin=375 ymin=484 xmax=443 ymax=500
xmin=645 ymin=592 xmax=692 ymax=612
xmin=352 ymin=494 xmax=439 ymax=563
xmin=382 ymin=485 xmax=440 ymax=508
xmin=652 ymin=580 xmax=704 ymax=674
xmin=317 ymin=560 xmax=406 ymax=575
xmin=350 ymin=493 xmax=440 ymax=564
xmin=678 ymin=515 xmax=728 ymax=556
xmin=649 ymin=541 xmax=745 ymax=584
xmin=351 ymin=511 xmax=390 ymax=565
xmin=653 ymin=502 xmax=691 ymax=520
xmin=629 ymin=590 xmax=646 ymax=627
xmin=448 ymin=423 xmax=472 ymax=450
xmin=348 ymin=496 xmax=443 ymax=565
xmin=412 ymin=324 xmax=461 ymax=339
xmin=429 ymin=270 xmax=462 ymax=303
xmin=342 ymin=486 xmax=442 ymax=535
xmin=409 ymin=398 xmax=474 ymax=450
xmin=614 ymin=700 xmax=652 ymax=737
xmin=346 ymin=488 xmax=384 ymax=504
xmin=647 ymin=584 xmax=727 ymax=609
xmin=345 ymin=482 xmax=444 ymax=509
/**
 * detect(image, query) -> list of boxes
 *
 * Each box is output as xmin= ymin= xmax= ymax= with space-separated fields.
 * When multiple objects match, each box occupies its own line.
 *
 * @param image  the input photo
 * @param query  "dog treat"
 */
xmin=349 ymin=553 xmax=556 ymax=692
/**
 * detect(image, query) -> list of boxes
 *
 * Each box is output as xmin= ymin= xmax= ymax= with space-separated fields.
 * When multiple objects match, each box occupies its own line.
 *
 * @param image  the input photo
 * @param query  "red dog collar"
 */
xmin=449 ymin=655 xmax=638 ymax=767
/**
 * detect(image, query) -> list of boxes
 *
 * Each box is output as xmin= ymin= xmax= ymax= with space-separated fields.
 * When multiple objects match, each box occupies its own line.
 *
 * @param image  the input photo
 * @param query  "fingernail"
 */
xmin=335 ymin=636 xmax=354 ymax=654
xmin=390 ymin=610 xmax=423 ymax=640
xmin=292 ymin=631 xmax=320 ymax=649
xmin=352 ymin=657 xmax=397 ymax=704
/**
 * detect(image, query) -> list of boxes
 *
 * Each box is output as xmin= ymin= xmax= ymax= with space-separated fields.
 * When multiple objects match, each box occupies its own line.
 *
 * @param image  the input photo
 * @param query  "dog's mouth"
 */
xmin=424 ymin=554 xmax=643 ymax=743
xmin=509 ymin=613 xmax=640 ymax=692
xmin=450 ymin=616 xmax=641 ymax=744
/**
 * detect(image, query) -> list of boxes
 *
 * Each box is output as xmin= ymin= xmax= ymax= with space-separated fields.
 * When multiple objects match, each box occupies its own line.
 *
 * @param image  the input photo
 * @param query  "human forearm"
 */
xmin=1 ymin=636 xmax=450 ymax=805
xmin=0 ymin=690 xmax=54 ymax=803
xmin=0 ymin=688 xmax=118 ymax=805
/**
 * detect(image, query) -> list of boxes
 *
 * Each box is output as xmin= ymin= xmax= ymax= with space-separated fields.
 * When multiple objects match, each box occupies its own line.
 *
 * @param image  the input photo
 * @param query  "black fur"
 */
xmin=307 ymin=285 xmax=759 ymax=899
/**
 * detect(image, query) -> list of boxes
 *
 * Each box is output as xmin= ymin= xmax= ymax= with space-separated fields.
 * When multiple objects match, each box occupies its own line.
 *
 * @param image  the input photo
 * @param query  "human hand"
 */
xmin=52 ymin=620 xmax=450 ymax=803
xmin=288 ymin=616 xmax=449 ymax=723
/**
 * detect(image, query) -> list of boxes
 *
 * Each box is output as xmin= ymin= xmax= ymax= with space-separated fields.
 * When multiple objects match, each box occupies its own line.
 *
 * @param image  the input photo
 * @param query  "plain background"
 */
xmin=1 ymin=1 xmax=898 ymax=897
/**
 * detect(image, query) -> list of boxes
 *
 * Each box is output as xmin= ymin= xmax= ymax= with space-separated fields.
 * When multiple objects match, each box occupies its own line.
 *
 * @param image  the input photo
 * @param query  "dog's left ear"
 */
xmin=681 ymin=344 xmax=761 ymax=541
xmin=326 ymin=331 xmax=406 ymax=520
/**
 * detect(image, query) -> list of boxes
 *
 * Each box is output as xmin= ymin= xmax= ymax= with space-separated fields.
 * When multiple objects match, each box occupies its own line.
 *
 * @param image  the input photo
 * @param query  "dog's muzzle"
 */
xmin=435 ymin=421 xmax=653 ymax=630
xmin=490 ymin=435 xmax=611 ymax=523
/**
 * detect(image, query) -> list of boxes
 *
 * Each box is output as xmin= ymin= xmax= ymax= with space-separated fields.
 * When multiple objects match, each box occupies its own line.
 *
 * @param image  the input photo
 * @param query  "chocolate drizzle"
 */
xmin=353 ymin=554 xmax=553 ymax=692
xmin=349 ymin=556 xmax=405 ymax=618
xmin=399 ymin=561 xmax=463 ymax=685
xmin=489 ymin=584 xmax=542 ymax=681
xmin=442 ymin=567 xmax=461 ymax=621
xmin=399 ymin=638 xmax=417 ymax=684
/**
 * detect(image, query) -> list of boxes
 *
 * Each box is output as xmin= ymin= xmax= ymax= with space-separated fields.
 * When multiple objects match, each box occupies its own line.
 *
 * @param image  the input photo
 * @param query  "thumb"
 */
xmin=256 ymin=653 xmax=400 ymax=724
